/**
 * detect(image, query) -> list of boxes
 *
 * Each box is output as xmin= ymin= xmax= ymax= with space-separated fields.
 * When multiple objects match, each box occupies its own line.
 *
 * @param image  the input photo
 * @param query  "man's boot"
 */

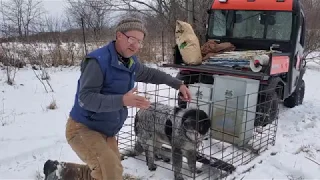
xmin=43 ymin=159 xmax=94 ymax=180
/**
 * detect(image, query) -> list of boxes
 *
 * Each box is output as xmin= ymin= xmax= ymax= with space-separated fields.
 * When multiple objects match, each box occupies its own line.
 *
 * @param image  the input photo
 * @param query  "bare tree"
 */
xmin=120 ymin=0 xmax=212 ymax=43
xmin=0 ymin=0 xmax=45 ymax=39
xmin=43 ymin=16 xmax=65 ymax=33
xmin=121 ymin=0 xmax=187 ymax=34
xmin=301 ymin=0 xmax=320 ymax=62
xmin=66 ymin=0 xmax=114 ymax=41
xmin=192 ymin=0 xmax=212 ymax=44
xmin=23 ymin=0 xmax=44 ymax=37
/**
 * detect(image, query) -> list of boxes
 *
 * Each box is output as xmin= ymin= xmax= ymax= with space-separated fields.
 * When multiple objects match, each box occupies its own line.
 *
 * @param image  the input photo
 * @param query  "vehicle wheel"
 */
xmin=255 ymin=92 xmax=279 ymax=127
xmin=283 ymin=79 xmax=305 ymax=108
xmin=297 ymin=79 xmax=305 ymax=105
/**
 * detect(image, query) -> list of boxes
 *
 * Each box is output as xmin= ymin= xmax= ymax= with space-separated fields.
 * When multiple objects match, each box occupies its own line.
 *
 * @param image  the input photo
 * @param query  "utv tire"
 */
xmin=254 ymin=92 xmax=279 ymax=127
xmin=283 ymin=79 xmax=305 ymax=108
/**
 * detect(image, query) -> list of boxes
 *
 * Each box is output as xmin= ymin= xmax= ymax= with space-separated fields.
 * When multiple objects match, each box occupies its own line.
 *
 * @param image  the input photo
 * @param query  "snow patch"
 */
xmin=1 ymin=62 xmax=320 ymax=179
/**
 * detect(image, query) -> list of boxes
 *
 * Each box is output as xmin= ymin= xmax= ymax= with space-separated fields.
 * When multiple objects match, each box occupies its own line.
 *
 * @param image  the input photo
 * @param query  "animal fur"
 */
xmin=133 ymin=102 xmax=211 ymax=180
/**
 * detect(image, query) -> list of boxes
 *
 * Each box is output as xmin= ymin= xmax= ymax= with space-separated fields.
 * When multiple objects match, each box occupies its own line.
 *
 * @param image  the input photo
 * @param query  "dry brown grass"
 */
xmin=123 ymin=173 xmax=144 ymax=180
xmin=47 ymin=99 xmax=57 ymax=110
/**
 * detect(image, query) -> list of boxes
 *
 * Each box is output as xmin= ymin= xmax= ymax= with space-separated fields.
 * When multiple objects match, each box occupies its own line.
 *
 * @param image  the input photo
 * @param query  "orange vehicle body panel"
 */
xmin=270 ymin=56 xmax=290 ymax=75
xmin=212 ymin=0 xmax=293 ymax=11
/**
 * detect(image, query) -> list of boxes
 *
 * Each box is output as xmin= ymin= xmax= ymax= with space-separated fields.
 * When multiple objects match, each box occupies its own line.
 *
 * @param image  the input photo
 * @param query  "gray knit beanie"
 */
xmin=115 ymin=18 xmax=148 ymax=37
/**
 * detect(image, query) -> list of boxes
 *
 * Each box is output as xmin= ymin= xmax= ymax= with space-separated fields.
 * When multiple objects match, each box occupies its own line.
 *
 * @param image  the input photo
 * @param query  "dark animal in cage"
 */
xmin=133 ymin=102 xmax=211 ymax=180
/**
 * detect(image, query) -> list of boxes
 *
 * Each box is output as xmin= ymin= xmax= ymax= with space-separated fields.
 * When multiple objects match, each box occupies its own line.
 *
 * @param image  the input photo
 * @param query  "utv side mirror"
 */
xmin=260 ymin=14 xmax=276 ymax=25
xmin=267 ymin=16 xmax=276 ymax=25
xmin=235 ymin=14 xmax=243 ymax=23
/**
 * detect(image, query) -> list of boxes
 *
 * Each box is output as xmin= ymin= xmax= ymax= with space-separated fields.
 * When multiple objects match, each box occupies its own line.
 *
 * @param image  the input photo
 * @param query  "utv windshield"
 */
xmin=208 ymin=10 xmax=293 ymax=41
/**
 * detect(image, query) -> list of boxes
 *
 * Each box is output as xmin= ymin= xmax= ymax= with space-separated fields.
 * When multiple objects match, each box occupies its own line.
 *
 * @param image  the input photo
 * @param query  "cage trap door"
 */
xmin=211 ymin=75 xmax=260 ymax=146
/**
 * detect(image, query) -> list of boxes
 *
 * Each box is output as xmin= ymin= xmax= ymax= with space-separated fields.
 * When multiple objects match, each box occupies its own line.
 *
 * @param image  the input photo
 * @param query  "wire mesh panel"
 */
xmin=118 ymin=73 xmax=281 ymax=180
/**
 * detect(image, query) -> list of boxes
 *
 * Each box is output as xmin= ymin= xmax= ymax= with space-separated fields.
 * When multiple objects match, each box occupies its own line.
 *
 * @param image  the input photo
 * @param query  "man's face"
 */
xmin=116 ymin=30 xmax=144 ymax=58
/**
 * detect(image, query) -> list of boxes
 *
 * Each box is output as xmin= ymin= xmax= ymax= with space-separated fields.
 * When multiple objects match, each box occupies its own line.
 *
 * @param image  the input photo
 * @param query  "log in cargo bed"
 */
xmin=162 ymin=63 xmax=270 ymax=80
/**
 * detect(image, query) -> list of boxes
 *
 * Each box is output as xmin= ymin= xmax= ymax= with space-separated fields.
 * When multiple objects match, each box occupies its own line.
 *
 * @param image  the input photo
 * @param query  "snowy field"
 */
xmin=1 ymin=60 xmax=320 ymax=180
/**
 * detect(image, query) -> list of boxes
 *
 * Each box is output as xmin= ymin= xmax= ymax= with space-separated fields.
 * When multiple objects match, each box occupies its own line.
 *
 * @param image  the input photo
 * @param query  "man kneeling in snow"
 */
xmin=43 ymin=17 xmax=191 ymax=180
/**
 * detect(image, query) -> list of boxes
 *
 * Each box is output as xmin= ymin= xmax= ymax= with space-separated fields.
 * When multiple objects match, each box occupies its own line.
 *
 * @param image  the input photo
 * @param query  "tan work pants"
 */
xmin=64 ymin=117 xmax=123 ymax=180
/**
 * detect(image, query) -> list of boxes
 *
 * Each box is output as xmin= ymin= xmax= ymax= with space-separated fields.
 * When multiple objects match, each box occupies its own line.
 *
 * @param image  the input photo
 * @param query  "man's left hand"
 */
xmin=179 ymin=84 xmax=192 ymax=102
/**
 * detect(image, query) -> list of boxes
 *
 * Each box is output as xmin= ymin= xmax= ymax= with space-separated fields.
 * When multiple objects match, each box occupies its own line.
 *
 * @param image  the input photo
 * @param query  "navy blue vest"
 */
xmin=69 ymin=41 xmax=137 ymax=137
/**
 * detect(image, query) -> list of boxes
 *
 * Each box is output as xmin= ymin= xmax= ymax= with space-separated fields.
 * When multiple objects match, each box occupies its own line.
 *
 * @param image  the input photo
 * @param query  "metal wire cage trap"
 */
xmin=117 ymin=73 xmax=281 ymax=180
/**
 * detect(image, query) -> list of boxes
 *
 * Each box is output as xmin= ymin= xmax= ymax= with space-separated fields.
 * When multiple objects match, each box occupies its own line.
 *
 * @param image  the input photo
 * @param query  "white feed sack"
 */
xmin=175 ymin=20 xmax=202 ymax=65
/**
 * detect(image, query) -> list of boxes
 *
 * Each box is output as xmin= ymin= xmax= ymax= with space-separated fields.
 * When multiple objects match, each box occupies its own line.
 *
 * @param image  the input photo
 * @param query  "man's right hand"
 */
xmin=123 ymin=87 xmax=150 ymax=109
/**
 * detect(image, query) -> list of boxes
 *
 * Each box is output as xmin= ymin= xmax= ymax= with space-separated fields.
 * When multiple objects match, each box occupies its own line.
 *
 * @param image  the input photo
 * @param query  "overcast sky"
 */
xmin=0 ymin=0 xmax=68 ymax=19
xmin=1 ymin=0 xmax=148 ymax=20
xmin=40 ymin=0 xmax=141 ymax=20
xmin=0 ymin=0 xmax=147 ymax=36
xmin=41 ymin=0 xmax=68 ymax=18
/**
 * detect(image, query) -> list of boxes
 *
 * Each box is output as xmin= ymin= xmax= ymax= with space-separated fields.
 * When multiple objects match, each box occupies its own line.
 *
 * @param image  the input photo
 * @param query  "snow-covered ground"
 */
xmin=1 ymin=61 xmax=320 ymax=180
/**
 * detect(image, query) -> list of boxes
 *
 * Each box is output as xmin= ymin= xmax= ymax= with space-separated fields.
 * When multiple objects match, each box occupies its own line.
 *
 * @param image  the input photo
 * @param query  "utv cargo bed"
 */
xmin=162 ymin=63 xmax=269 ymax=80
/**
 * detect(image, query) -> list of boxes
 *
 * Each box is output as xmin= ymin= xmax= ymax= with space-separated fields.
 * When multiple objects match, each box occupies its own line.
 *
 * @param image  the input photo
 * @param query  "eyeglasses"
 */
xmin=122 ymin=32 xmax=143 ymax=48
